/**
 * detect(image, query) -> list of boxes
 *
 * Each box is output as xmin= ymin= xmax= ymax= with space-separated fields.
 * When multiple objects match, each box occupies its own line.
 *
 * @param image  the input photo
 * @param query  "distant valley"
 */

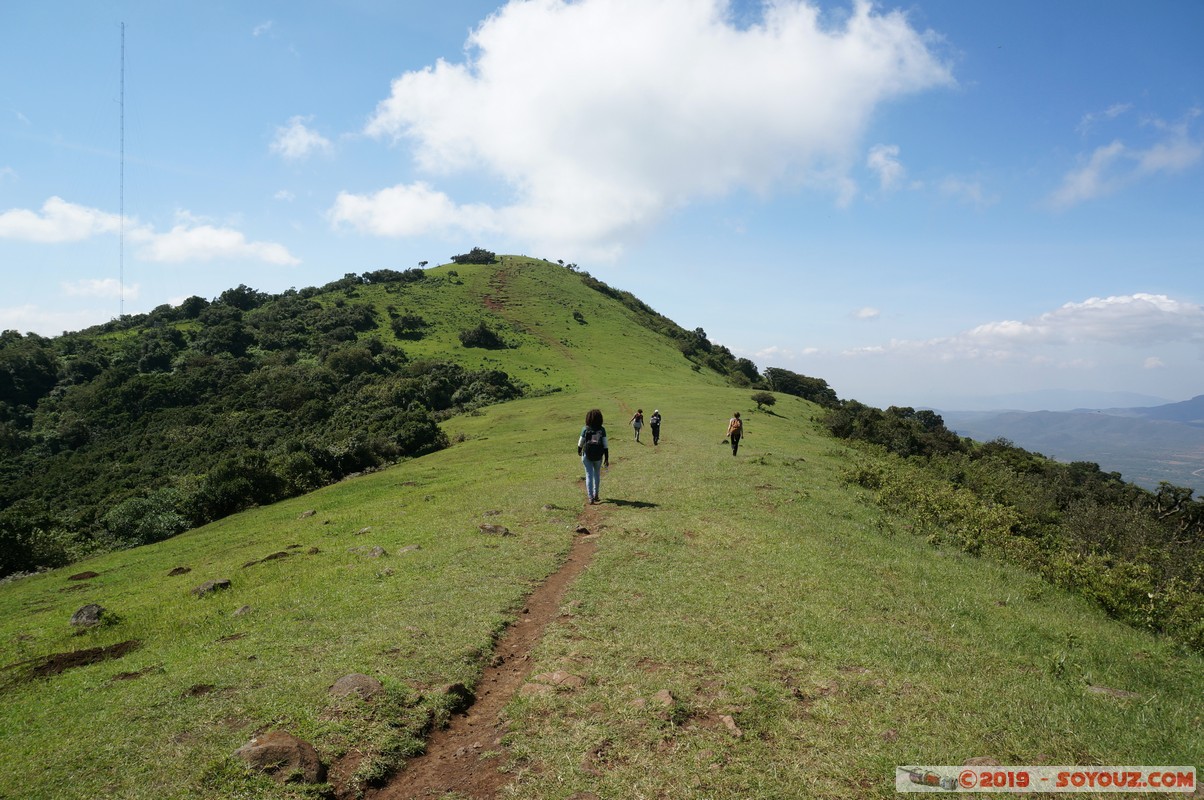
xmin=939 ymin=394 xmax=1204 ymax=492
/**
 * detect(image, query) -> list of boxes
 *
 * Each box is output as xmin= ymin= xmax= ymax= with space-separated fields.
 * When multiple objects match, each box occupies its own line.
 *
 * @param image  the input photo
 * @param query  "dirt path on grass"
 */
xmin=365 ymin=504 xmax=604 ymax=800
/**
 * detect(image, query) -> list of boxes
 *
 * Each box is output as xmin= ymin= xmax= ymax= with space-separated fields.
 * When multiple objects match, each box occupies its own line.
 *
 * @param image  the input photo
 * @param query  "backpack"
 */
xmin=729 ymin=417 xmax=742 ymax=435
xmin=583 ymin=428 xmax=605 ymax=460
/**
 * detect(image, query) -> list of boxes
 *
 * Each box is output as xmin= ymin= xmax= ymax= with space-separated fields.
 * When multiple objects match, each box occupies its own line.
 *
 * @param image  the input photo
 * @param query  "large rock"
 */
xmin=329 ymin=673 xmax=383 ymax=700
xmin=70 ymin=604 xmax=106 ymax=627
xmin=191 ymin=579 xmax=232 ymax=597
xmin=234 ymin=731 xmax=325 ymax=784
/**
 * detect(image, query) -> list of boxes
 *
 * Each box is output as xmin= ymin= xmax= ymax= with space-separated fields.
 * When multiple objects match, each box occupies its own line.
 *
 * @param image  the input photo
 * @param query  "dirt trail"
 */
xmin=365 ymin=503 xmax=604 ymax=800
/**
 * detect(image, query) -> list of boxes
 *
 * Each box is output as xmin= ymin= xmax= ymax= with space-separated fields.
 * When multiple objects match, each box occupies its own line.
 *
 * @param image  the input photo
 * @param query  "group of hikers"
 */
xmin=575 ymin=407 xmax=745 ymax=504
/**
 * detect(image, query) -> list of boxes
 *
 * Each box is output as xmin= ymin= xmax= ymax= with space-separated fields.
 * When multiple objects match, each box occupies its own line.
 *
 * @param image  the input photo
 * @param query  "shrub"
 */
xmin=458 ymin=323 xmax=506 ymax=349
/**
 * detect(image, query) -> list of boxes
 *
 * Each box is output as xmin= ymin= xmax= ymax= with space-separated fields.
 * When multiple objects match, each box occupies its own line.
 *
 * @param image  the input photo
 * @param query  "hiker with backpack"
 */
xmin=577 ymin=408 xmax=609 ymax=504
xmin=649 ymin=409 xmax=662 ymax=446
xmin=630 ymin=409 xmax=644 ymax=442
xmin=726 ymin=411 xmax=744 ymax=456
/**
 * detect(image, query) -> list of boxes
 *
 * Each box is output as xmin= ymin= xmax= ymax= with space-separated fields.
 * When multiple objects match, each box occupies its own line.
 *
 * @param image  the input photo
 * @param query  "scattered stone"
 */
xmin=167 ymin=566 xmax=191 ymax=577
xmin=330 ymin=673 xmax=384 ymax=701
xmin=397 ymin=544 xmax=421 ymax=555
xmin=191 ymin=579 xmax=232 ymax=597
xmin=719 ymin=714 xmax=743 ymax=738
xmin=307 ymin=547 xmax=320 ymax=555
xmin=478 ymin=524 xmax=512 ymax=536
xmin=242 ymin=551 xmax=290 ymax=568
xmin=348 ymin=546 xmax=386 ymax=558
xmin=574 ymin=525 xmax=591 ymax=535
xmin=355 ymin=527 xmax=372 ymax=535
xmin=652 ymin=689 xmax=675 ymax=708
xmin=1087 ymin=685 xmax=1140 ymax=700
xmin=234 ymin=731 xmax=325 ymax=785
xmin=233 ymin=605 xmax=252 ymax=617
xmin=963 ymin=756 xmax=1001 ymax=767
xmin=298 ymin=510 xmax=317 ymax=519
xmin=529 ymin=670 xmax=586 ymax=689
xmin=67 ymin=571 xmax=99 ymax=581
xmin=70 ymin=603 xmax=107 ymax=628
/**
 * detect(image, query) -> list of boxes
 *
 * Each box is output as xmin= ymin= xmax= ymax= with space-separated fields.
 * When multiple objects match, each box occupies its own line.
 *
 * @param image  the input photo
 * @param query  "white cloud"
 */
xmin=61 ymin=278 xmax=139 ymax=300
xmin=130 ymin=221 xmax=300 ymax=265
xmin=1144 ymin=356 xmax=1165 ymax=369
xmin=0 ymin=196 xmax=123 ymax=243
xmin=329 ymin=181 xmax=499 ymax=238
xmin=866 ymin=144 xmax=904 ymax=191
xmin=854 ymin=306 xmax=880 ymax=320
xmin=845 ymin=293 xmax=1204 ymax=364
xmin=0 ymin=196 xmax=298 ymax=265
xmin=0 ymin=166 xmax=15 ymax=182
xmin=348 ymin=0 xmax=953 ymax=255
xmin=0 ymin=305 xmax=109 ymax=336
xmin=1077 ymin=102 xmax=1132 ymax=135
xmin=253 ymin=21 xmax=274 ymax=37
xmin=275 ymin=189 xmax=296 ymax=202
xmin=270 ymin=116 xmax=332 ymax=160
xmin=1049 ymin=110 xmax=1203 ymax=209
xmin=939 ymin=176 xmax=996 ymax=208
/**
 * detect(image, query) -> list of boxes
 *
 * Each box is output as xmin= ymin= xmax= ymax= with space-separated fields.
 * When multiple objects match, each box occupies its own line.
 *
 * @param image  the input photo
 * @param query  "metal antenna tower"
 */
xmin=119 ymin=21 xmax=125 ymax=318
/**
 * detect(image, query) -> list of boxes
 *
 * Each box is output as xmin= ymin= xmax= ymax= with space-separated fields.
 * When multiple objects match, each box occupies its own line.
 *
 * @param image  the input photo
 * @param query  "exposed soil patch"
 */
xmin=3 ymin=639 xmax=142 ymax=686
xmin=361 ymin=504 xmax=602 ymax=800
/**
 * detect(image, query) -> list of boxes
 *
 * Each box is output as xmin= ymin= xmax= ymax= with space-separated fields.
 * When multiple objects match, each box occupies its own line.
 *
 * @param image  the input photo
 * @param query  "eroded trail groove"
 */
xmin=368 ymin=507 xmax=602 ymax=800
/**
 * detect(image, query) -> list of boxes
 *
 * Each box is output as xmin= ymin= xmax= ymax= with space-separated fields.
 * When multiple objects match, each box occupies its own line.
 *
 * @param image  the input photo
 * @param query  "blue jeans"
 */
xmin=582 ymin=457 xmax=602 ymax=500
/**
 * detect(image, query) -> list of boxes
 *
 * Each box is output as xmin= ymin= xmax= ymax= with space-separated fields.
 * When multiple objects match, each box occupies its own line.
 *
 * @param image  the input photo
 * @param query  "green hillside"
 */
xmin=1 ymin=258 xmax=1200 ymax=799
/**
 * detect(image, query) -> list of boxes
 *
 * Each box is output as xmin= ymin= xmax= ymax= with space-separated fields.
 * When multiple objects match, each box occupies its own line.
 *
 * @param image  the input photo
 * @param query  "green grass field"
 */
xmin=1 ymin=259 xmax=1199 ymax=799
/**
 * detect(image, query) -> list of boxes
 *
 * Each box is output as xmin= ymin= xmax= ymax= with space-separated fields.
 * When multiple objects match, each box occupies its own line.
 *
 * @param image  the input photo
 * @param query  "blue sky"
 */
xmin=3 ymin=0 xmax=1202 ymax=410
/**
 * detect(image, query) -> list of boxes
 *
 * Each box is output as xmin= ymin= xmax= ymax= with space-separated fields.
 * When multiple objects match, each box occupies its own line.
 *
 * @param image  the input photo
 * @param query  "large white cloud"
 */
xmin=338 ymin=0 xmax=953 ymax=255
xmin=0 ymin=197 xmax=299 ymax=265
xmin=0 ymin=196 xmax=123 ymax=243
xmin=129 ymin=222 xmax=300 ymax=266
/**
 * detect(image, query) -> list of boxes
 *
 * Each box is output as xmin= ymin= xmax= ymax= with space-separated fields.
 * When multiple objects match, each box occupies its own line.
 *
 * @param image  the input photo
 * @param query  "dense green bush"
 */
xmin=0 ymin=279 xmax=519 ymax=578
xmin=458 ymin=323 xmax=507 ymax=349
xmin=836 ymin=406 xmax=1204 ymax=653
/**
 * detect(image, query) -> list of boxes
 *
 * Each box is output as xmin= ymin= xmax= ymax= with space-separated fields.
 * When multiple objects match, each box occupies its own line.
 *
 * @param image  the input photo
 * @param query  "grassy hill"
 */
xmin=1 ymin=258 xmax=1200 ymax=799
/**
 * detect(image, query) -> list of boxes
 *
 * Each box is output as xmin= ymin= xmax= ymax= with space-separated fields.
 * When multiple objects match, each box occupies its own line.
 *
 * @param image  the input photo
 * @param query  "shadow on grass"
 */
xmin=606 ymin=499 xmax=659 ymax=509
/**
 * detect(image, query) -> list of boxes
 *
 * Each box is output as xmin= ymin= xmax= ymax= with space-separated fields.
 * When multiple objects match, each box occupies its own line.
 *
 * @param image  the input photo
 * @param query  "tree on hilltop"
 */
xmin=450 ymin=247 xmax=498 ymax=265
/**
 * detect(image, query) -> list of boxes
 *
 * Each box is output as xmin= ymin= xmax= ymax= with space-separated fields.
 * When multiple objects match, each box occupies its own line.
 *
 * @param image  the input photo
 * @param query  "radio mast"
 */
xmin=119 ymin=21 xmax=125 ymax=318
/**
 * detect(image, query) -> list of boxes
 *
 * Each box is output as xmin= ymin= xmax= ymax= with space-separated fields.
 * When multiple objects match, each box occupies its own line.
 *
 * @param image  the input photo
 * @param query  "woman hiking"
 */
xmin=726 ymin=411 xmax=744 ymax=456
xmin=577 ymin=408 xmax=609 ymax=504
xmin=630 ymin=409 xmax=644 ymax=442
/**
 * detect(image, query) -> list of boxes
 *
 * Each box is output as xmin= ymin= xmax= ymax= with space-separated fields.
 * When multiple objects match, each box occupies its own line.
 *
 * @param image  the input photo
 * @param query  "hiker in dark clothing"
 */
xmin=726 ymin=411 xmax=744 ymax=455
xmin=649 ymin=409 xmax=662 ymax=445
xmin=577 ymin=408 xmax=609 ymax=504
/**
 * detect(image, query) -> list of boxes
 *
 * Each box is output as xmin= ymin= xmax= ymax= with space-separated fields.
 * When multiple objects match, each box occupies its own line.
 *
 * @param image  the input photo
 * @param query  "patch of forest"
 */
xmin=0 ymin=269 xmax=521 ymax=578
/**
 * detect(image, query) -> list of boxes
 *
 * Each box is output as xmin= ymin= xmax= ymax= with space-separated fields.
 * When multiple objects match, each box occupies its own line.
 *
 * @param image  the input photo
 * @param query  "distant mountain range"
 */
xmin=938 ymin=395 xmax=1204 ymax=492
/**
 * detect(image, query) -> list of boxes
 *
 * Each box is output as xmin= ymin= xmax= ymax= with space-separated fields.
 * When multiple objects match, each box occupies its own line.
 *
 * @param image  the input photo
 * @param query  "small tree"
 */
xmin=458 ymin=322 xmax=506 ymax=349
xmin=751 ymin=391 xmax=777 ymax=412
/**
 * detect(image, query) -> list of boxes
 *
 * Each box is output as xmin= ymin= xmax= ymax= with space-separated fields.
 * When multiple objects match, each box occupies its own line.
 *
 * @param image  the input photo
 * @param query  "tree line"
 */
xmin=0 ymin=270 xmax=521 ymax=578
